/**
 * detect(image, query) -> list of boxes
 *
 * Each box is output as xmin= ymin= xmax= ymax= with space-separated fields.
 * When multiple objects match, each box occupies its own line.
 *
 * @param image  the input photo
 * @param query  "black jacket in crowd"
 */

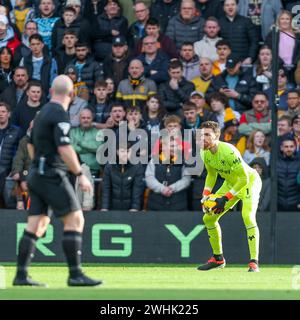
xmin=0 ymin=83 xmax=27 ymax=111
xmin=51 ymin=17 xmax=92 ymax=54
xmin=67 ymin=55 xmax=104 ymax=91
xmin=92 ymin=12 xmax=128 ymax=61
xmin=147 ymin=161 xmax=189 ymax=211
xmin=54 ymin=49 xmax=76 ymax=75
xmin=0 ymin=124 xmax=20 ymax=174
xmin=206 ymin=69 xmax=258 ymax=113
xmin=219 ymin=14 xmax=259 ymax=61
xmin=101 ymin=163 xmax=145 ymax=211
xmin=102 ymin=50 xmax=132 ymax=87
xmin=149 ymin=0 xmax=181 ymax=33
xmin=277 ymin=151 xmax=300 ymax=211
xmin=195 ymin=0 xmax=225 ymax=19
xmin=158 ymin=77 xmax=195 ymax=115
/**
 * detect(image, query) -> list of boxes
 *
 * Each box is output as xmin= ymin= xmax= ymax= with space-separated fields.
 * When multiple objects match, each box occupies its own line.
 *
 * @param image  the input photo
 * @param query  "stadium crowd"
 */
xmin=0 ymin=0 xmax=300 ymax=212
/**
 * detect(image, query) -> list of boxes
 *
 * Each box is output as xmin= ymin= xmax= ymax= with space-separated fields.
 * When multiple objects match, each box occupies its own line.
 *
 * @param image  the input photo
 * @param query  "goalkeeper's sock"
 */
xmin=16 ymin=230 xmax=38 ymax=278
xmin=213 ymin=254 xmax=224 ymax=261
xmin=62 ymin=231 xmax=83 ymax=278
xmin=207 ymin=223 xmax=223 ymax=255
xmin=246 ymin=225 xmax=259 ymax=261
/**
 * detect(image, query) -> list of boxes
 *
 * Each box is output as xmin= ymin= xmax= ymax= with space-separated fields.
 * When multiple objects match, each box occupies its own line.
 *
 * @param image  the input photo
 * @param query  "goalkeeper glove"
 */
xmin=201 ymin=189 xmax=211 ymax=214
xmin=212 ymin=196 xmax=229 ymax=214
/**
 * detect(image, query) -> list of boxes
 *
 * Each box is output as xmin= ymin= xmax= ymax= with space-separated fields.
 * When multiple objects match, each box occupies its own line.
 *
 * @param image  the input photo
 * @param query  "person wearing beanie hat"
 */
xmin=220 ymin=117 xmax=246 ymax=155
xmin=65 ymin=63 xmax=89 ymax=101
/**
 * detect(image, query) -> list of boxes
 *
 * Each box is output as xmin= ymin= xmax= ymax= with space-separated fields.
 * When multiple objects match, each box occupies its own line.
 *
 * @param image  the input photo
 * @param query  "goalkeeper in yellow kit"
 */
xmin=198 ymin=121 xmax=262 ymax=272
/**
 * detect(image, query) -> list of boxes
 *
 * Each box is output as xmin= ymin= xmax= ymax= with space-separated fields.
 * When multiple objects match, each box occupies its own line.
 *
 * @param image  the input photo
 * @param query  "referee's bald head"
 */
xmin=51 ymin=75 xmax=74 ymax=96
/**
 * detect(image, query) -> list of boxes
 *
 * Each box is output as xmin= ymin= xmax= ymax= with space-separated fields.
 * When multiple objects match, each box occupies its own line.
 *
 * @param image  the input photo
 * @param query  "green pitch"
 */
xmin=0 ymin=264 xmax=299 ymax=300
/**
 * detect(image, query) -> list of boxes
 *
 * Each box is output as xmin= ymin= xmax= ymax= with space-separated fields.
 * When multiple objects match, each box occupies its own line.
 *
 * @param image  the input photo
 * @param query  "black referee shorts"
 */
xmin=27 ymin=168 xmax=81 ymax=218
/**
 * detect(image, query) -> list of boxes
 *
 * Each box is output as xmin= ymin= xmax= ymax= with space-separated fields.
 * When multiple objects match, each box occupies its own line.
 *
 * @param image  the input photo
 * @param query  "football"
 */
xmin=203 ymin=194 xmax=223 ymax=212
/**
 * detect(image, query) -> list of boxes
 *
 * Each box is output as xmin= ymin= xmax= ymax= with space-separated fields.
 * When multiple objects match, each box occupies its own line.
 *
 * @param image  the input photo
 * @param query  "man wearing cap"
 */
xmin=190 ymin=91 xmax=217 ymax=123
xmin=103 ymin=35 xmax=131 ymax=87
xmin=220 ymin=118 xmax=246 ymax=155
xmin=0 ymin=14 xmax=21 ymax=56
xmin=92 ymin=0 xmax=128 ymax=61
xmin=207 ymin=54 xmax=257 ymax=113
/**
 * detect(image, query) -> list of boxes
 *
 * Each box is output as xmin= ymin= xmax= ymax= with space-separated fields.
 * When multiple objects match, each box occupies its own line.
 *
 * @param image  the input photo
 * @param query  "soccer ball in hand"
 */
xmin=202 ymin=194 xmax=223 ymax=214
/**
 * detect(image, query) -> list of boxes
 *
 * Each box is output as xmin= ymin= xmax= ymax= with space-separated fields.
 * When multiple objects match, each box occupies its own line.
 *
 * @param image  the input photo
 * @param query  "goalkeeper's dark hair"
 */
xmin=200 ymin=121 xmax=221 ymax=136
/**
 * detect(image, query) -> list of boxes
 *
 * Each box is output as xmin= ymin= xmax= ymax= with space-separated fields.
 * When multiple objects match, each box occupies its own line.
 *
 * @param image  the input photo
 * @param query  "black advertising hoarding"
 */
xmin=1 ymin=209 xmax=293 ymax=264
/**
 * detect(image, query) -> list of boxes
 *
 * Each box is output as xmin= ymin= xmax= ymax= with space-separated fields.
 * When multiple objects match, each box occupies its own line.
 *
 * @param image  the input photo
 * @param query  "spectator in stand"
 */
xmin=105 ymin=76 xmax=116 ymax=100
xmin=54 ymin=30 xmax=77 ymax=74
xmin=179 ymin=42 xmax=200 ymax=81
xmin=264 ymin=67 xmax=289 ymax=112
xmin=20 ymin=33 xmax=57 ymax=95
xmin=14 ymin=20 xmax=38 ymax=66
xmin=10 ymin=0 xmax=35 ymax=34
xmin=146 ymin=135 xmax=191 ymax=211
xmin=103 ymin=36 xmax=131 ymax=88
xmin=191 ymin=57 xmax=213 ymax=95
xmin=243 ymin=130 xmax=271 ymax=166
xmin=0 ymin=102 xmax=20 ymax=207
xmin=0 ymin=14 xmax=20 ymax=57
xmin=266 ymin=10 xmax=300 ymax=69
xmin=0 ymin=47 xmax=13 ymax=94
xmin=144 ymin=94 xmax=166 ymax=151
xmin=238 ymin=92 xmax=271 ymax=137
xmin=135 ymin=17 xmax=178 ymax=59
xmin=207 ymin=55 xmax=258 ymax=113
xmin=253 ymin=45 xmax=279 ymax=91
xmin=106 ymin=102 xmax=126 ymax=133
xmin=137 ymin=35 xmax=169 ymax=85
xmin=116 ymin=58 xmax=157 ymax=109
xmin=195 ymin=0 xmax=225 ymax=19
xmin=166 ymin=0 xmax=205 ymax=51
xmin=51 ymin=6 xmax=80 ymax=55
xmin=10 ymin=120 xmax=32 ymax=210
xmin=189 ymin=90 xmax=217 ymax=121
xmin=208 ymin=91 xmax=240 ymax=129
xmin=277 ymin=137 xmax=300 ymax=211
xmin=101 ymin=141 xmax=145 ymax=211
xmin=64 ymin=64 xmax=89 ymax=101
xmin=83 ymin=0 xmax=106 ymax=20
xmin=194 ymin=17 xmax=222 ymax=62
xmin=67 ymin=42 xmax=104 ymax=93
xmin=0 ymin=66 xmax=28 ymax=111
xmin=70 ymin=108 xmax=104 ymax=210
xmin=33 ymin=0 xmax=59 ymax=52
xmin=238 ymin=0 xmax=282 ymax=41
xmin=281 ymin=89 xmax=300 ymax=119
xmin=128 ymin=1 xmax=150 ymax=50
xmin=159 ymin=59 xmax=195 ymax=116
xmin=88 ymin=80 xmax=112 ymax=129
xmin=11 ymin=80 xmax=43 ymax=137
xmin=68 ymin=90 xmax=88 ymax=128
xmin=212 ymin=39 xmax=232 ymax=76
xmin=220 ymin=117 xmax=247 ymax=155
xmin=278 ymin=115 xmax=292 ymax=138
xmin=219 ymin=0 xmax=259 ymax=64
xmin=249 ymin=157 xmax=270 ymax=212
xmin=92 ymin=0 xmax=128 ymax=62
xmin=149 ymin=0 xmax=180 ymax=34
xmin=282 ymin=114 xmax=300 ymax=156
